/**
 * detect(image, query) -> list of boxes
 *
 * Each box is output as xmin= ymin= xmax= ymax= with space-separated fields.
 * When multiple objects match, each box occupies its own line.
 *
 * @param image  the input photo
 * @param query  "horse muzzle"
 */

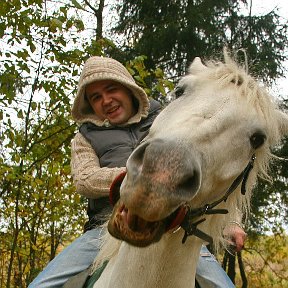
xmin=108 ymin=138 xmax=201 ymax=247
xmin=108 ymin=171 xmax=189 ymax=247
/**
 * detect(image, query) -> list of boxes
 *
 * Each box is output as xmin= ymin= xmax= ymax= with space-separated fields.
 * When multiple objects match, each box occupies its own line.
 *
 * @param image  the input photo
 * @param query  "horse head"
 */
xmin=108 ymin=52 xmax=288 ymax=248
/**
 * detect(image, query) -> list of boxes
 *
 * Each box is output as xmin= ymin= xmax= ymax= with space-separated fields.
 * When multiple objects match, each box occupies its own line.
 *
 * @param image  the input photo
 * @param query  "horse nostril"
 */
xmin=127 ymin=141 xmax=150 ymax=172
xmin=177 ymin=170 xmax=200 ymax=195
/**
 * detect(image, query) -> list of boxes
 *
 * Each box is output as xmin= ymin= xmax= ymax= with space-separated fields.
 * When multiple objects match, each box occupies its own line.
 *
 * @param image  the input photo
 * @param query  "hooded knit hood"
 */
xmin=71 ymin=56 xmax=150 ymax=127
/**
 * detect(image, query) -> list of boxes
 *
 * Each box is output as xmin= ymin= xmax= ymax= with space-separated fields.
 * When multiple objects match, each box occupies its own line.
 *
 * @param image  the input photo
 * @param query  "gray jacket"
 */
xmin=79 ymin=99 xmax=161 ymax=230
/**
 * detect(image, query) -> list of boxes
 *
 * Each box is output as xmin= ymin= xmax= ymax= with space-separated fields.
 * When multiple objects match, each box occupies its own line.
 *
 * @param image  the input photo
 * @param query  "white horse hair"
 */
xmin=90 ymin=50 xmax=288 ymax=288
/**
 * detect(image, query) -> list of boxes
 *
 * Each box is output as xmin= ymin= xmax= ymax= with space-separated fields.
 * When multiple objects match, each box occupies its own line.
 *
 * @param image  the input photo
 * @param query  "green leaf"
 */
xmin=29 ymin=41 xmax=36 ymax=53
xmin=31 ymin=102 xmax=37 ymax=111
xmin=50 ymin=18 xmax=63 ymax=31
xmin=71 ymin=0 xmax=84 ymax=10
xmin=17 ymin=110 xmax=24 ymax=119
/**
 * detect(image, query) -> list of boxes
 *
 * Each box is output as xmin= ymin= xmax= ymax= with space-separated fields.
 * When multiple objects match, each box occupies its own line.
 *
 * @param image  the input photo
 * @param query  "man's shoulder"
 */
xmin=149 ymin=99 xmax=162 ymax=115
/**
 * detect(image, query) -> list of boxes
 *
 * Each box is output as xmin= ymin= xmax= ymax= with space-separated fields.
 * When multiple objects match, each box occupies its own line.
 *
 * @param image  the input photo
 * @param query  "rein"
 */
xmin=109 ymin=154 xmax=256 ymax=245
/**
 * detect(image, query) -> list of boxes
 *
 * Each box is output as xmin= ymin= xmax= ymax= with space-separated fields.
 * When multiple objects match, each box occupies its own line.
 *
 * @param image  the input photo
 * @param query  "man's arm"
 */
xmin=71 ymin=132 xmax=126 ymax=199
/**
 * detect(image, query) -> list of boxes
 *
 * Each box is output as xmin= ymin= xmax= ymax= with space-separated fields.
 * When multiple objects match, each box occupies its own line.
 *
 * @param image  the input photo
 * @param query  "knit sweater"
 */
xmin=71 ymin=132 xmax=125 ymax=200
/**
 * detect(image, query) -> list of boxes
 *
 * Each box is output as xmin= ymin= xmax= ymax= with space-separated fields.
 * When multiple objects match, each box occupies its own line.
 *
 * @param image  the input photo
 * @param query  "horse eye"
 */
xmin=175 ymin=86 xmax=185 ymax=98
xmin=250 ymin=132 xmax=266 ymax=149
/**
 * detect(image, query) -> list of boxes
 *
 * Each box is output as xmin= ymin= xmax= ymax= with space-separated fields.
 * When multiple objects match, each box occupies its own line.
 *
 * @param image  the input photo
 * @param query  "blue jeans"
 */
xmin=28 ymin=229 xmax=102 ymax=288
xmin=29 ymin=230 xmax=234 ymax=288
xmin=196 ymin=246 xmax=235 ymax=288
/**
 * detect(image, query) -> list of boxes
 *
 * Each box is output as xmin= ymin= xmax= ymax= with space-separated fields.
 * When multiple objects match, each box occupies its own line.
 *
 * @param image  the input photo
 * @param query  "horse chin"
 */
xmin=108 ymin=200 xmax=166 ymax=247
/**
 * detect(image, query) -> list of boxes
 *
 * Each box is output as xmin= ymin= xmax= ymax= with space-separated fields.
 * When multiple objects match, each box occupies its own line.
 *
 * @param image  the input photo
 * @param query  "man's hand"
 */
xmin=223 ymin=223 xmax=247 ymax=252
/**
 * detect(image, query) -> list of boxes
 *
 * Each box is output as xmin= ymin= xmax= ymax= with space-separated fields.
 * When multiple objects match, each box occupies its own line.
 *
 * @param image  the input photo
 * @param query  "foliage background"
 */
xmin=0 ymin=0 xmax=287 ymax=287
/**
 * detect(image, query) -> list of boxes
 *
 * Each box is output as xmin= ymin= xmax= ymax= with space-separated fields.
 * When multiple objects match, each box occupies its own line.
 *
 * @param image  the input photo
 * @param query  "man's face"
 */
xmin=86 ymin=80 xmax=137 ymax=125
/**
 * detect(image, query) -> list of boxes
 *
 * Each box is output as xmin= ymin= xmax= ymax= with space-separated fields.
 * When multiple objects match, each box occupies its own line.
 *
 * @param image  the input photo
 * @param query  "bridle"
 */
xmin=109 ymin=154 xmax=256 ymax=245
xmin=180 ymin=154 xmax=255 ymax=244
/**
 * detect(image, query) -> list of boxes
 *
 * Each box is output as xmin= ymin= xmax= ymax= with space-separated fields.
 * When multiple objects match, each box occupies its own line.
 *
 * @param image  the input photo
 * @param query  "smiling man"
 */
xmin=29 ymin=56 xmax=244 ymax=288
xmin=85 ymin=80 xmax=136 ymax=125
xmin=29 ymin=56 xmax=162 ymax=288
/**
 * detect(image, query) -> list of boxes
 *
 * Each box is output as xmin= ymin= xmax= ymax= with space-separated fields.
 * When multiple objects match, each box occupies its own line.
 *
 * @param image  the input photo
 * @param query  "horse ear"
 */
xmin=188 ymin=57 xmax=207 ymax=75
xmin=277 ymin=110 xmax=288 ymax=136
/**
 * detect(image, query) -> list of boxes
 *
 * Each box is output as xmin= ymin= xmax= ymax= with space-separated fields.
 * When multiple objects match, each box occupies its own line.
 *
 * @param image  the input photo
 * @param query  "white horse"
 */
xmin=89 ymin=52 xmax=288 ymax=288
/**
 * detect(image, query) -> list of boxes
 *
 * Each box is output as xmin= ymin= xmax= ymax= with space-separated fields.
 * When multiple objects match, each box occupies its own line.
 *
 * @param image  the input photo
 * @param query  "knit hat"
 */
xmin=71 ymin=56 xmax=150 ymax=126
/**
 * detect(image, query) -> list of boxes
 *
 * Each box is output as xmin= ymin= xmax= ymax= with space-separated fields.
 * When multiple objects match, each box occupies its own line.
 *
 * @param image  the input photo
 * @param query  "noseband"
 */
xmin=109 ymin=154 xmax=256 ymax=245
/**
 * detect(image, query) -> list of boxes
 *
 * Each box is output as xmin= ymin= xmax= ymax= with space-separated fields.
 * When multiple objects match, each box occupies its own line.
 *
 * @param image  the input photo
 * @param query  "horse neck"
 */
xmin=94 ymin=230 xmax=203 ymax=288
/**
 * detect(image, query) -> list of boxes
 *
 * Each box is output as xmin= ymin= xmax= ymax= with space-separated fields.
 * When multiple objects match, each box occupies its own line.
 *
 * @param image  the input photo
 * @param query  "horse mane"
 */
xmin=91 ymin=223 xmax=122 ymax=272
xmin=91 ymin=51 xmax=285 ymax=271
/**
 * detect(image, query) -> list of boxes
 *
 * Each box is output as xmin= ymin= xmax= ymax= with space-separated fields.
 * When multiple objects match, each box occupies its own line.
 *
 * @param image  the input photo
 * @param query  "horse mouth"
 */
xmin=108 ymin=200 xmax=166 ymax=247
xmin=108 ymin=200 xmax=188 ymax=247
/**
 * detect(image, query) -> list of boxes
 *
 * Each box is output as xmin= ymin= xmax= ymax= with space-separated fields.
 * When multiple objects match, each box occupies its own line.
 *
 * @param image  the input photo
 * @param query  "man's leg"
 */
xmin=195 ymin=245 xmax=235 ymax=288
xmin=29 ymin=228 xmax=102 ymax=288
